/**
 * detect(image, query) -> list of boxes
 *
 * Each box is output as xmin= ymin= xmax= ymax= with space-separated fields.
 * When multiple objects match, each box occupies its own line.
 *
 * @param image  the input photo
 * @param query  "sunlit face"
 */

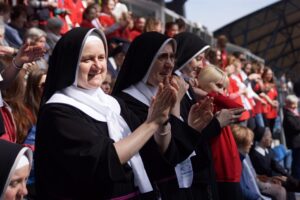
xmin=135 ymin=18 xmax=146 ymax=32
xmin=147 ymin=43 xmax=175 ymax=87
xmin=106 ymin=0 xmax=115 ymax=12
xmin=77 ymin=38 xmax=107 ymax=89
xmin=182 ymin=57 xmax=201 ymax=79
xmin=199 ymin=73 xmax=226 ymax=94
xmin=196 ymin=53 xmax=207 ymax=70
xmin=264 ymin=70 xmax=273 ymax=82
xmin=101 ymin=73 xmax=112 ymax=94
xmin=35 ymin=36 xmax=46 ymax=48
xmin=225 ymin=64 xmax=235 ymax=75
xmin=4 ymin=165 xmax=30 ymax=200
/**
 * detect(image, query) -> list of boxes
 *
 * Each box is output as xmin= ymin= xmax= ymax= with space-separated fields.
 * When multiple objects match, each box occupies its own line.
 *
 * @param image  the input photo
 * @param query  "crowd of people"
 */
xmin=0 ymin=0 xmax=300 ymax=200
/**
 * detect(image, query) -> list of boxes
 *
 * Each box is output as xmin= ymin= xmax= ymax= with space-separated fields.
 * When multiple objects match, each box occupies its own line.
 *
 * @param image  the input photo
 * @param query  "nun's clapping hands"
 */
xmin=171 ymin=76 xmax=189 ymax=102
xmin=147 ymin=76 xmax=178 ymax=125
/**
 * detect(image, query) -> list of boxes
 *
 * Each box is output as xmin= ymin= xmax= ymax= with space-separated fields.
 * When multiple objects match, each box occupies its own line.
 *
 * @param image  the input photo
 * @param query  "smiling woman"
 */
xmin=77 ymin=35 xmax=107 ymax=89
xmin=34 ymin=27 xmax=177 ymax=199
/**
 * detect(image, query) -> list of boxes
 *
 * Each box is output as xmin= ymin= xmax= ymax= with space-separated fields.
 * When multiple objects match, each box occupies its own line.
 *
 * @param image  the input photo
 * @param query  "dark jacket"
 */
xmin=283 ymin=108 xmax=300 ymax=149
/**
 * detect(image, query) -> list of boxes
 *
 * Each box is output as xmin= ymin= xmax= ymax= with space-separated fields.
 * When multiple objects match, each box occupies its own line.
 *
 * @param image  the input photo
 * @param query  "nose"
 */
xmin=164 ymin=59 xmax=174 ymax=71
xmin=19 ymin=181 xmax=28 ymax=196
xmin=92 ymin=58 xmax=102 ymax=70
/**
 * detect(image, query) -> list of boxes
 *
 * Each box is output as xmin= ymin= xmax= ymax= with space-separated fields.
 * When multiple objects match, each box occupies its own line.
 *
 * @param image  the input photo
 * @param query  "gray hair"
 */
xmin=25 ymin=27 xmax=47 ymax=43
xmin=286 ymin=94 xmax=299 ymax=105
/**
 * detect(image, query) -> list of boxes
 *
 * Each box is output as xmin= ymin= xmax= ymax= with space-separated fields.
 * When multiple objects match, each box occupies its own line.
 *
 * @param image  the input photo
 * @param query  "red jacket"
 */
xmin=208 ymin=92 xmax=243 ymax=182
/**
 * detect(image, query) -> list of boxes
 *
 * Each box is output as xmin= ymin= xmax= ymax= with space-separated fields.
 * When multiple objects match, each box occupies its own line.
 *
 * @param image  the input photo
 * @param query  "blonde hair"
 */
xmin=231 ymin=125 xmax=254 ymax=149
xmin=197 ymin=64 xmax=229 ymax=91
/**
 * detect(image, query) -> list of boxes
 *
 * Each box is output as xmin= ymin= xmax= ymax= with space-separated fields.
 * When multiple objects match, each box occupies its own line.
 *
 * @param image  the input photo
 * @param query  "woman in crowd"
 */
xmin=0 ymin=139 xmax=33 ymax=200
xmin=174 ymin=32 xmax=241 ymax=200
xmin=24 ymin=68 xmax=47 ymax=130
xmin=113 ymin=32 xmax=204 ymax=199
xmin=80 ymin=4 xmax=98 ymax=29
xmin=34 ymin=27 xmax=178 ymax=199
xmin=24 ymin=27 xmax=48 ymax=68
xmin=0 ymin=42 xmax=45 ymax=143
xmin=2 ymin=71 xmax=33 ymax=144
xmin=261 ymin=67 xmax=278 ymax=133
xmin=174 ymin=32 xmax=216 ymax=199
xmin=113 ymin=31 xmax=242 ymax=200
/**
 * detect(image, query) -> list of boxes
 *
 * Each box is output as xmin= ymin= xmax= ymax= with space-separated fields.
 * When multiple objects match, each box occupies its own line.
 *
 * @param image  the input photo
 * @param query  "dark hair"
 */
xmin=165 ymin=21 xmax=178 ymax=31
xmin=10 ymin=5 xmax=27 ymax=21
xmin=175 ymin=18 xmax=186 ymax=31
xmin=0 ymin=3 xmax=11 ymax=14
xmin=82 ymin=4 xmax=97 ymax=20
xmin=262 ymin=66 xmax=275 ymax=84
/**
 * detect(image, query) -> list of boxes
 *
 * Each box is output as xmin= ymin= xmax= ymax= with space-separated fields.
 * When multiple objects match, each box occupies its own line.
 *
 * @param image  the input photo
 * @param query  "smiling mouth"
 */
xmin=159 ymin=72 xmax=170 ymax=76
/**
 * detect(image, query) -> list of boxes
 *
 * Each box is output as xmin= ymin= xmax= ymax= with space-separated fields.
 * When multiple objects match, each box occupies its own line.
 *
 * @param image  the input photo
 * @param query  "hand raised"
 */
xmin=14 ymin=42 xmax=45 ymax=67
xmin=188 ymin=96 xmax=214 ymax=132
xmin=147 ymin=79 xmax=177 ymax=125
xmin=170 ymin=75 xmax=189 ymax=103
xmin=215 ymin=107 xmax=245 ymax=127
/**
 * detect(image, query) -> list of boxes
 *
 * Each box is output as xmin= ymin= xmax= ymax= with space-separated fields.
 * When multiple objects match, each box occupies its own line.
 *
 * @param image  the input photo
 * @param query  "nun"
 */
xmin=0 ymin=139 xmax=33 ymax=200
xmin=34 ymin=27 xmax=177 ymax=199
xmin=174 ymin=32 xmax=221 ymax=200
xmin=112 ymin=32 xmax=218 ymax=199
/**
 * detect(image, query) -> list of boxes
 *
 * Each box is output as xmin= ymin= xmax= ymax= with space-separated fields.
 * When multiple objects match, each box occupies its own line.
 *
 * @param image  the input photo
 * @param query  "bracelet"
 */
xmin=157 ymin=122 xmax=171 ymax=136
xmin=162 ymin=118 xmax=169 ymax=126
xmin=12 ymin=58 xmax=23 ymax=70
xmin=12 ymin=48 xmax=18 ymax=56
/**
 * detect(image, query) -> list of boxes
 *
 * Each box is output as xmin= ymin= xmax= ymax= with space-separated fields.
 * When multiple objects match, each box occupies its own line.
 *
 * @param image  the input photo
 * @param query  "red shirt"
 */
xmin=129 ymin=29 xmax=142 ymax=41
xmin=99 ymin=13 xmax=131 ymax=40
xmin=0 ymin=106 xmax=16 ymax=143
xmin=263 ymin=87 xmax=278 ymax=119
xmin=208 ymin=93 xmax=243 ymax=182
xmin=80 ymin=19 xmax=95 ymax=28
xmin=253 ymin=83 xmax=263 ymax=115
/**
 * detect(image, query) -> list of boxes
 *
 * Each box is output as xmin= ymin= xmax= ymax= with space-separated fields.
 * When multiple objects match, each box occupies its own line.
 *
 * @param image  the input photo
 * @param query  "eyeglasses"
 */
xmin=157 ymin=53 xmax=175 ymax=63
